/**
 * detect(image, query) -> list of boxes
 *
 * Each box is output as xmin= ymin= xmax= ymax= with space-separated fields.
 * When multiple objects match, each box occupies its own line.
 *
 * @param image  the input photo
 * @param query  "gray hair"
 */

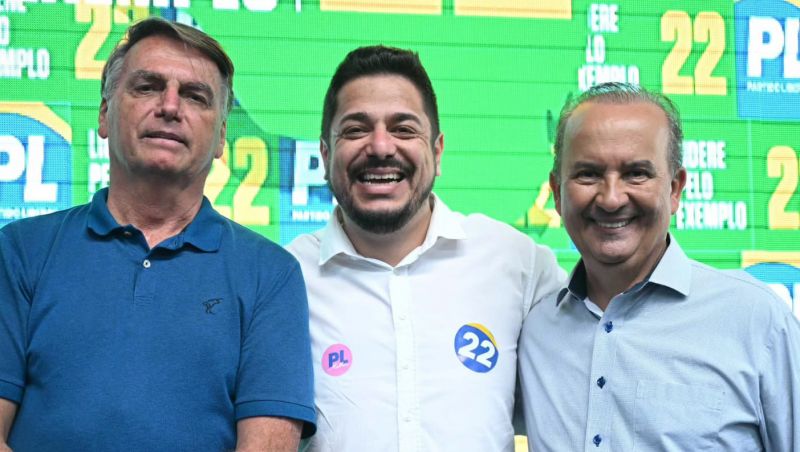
xmin=101 ymin=17 xmax=234 ymax=116
xmin=552 ymin=82 xmax=683 ymax=183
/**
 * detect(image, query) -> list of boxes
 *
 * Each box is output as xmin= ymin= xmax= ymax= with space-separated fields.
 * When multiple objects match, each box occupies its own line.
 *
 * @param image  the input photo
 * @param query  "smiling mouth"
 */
xmin=357 ymin=171 xmax=405 ymax=184
xmin=595 ymin=219 xmax=633 ymax=229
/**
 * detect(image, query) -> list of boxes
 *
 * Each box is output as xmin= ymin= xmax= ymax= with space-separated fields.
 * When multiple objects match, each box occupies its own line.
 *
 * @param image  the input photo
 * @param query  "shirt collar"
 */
xmin=86 ymin=187 xmax=224 ymax=252
xmin=556 ymin=234 xmax=691 ymax=307
xmin=317 ymin=193 xmax=467 ymax=266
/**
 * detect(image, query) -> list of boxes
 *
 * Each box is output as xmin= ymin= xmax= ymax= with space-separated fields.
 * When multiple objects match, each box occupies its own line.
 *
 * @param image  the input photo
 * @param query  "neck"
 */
xmin=340 ymin=197 xmax=434 ymax=267
xmin=583 ymin=241 xmax=669 ymax=311
xmin=107 ymin=177 xmax=205 ymax=249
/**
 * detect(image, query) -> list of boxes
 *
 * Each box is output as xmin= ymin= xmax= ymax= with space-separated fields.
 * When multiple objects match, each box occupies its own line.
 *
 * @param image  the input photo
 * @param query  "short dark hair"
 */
xmin=553 ymin=82 xmax=683 ymax=183
xmin=101 ymin=17 xmax=234 ymax=115
xmin=321 ymin=45 xmax=440 ymax=143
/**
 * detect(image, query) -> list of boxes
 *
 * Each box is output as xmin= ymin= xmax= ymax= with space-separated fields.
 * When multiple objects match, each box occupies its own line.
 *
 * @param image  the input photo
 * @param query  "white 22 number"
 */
xmin=457 ymin=332 xmax=496 ymax=368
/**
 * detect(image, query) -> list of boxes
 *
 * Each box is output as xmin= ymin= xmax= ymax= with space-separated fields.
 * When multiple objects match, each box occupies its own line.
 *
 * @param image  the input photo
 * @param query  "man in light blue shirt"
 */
xmin=518 ymin=82 xmax=800 ymax=451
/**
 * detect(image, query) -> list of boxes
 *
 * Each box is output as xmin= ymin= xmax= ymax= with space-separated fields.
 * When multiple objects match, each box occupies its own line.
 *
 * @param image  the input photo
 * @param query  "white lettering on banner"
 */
xmin=0 ymin=0 xmax=25 ymax=13
xmin=578 ymin=64 xmax=639 ymax=91
xmin=0 ymin=15 xmax=9 ymax=46
xmin=0 ymin=47 xmax=50 ymax=79
xmin=0 ymin=135 xmax=58 ymax=202
xmin=588 ymin=3 xmax=618 ymax=32
xmin=748 ymin=16 xmax=800 ymax=78
xmin=682 ymin=140 xmax=727 ymax=169
xmin=212 ymin=0 xmax=276 ymax=11
xmin=676 ymin=201 xmax=748 ymax=231
xmin=87 ymin=129 xmax=110 ymax=193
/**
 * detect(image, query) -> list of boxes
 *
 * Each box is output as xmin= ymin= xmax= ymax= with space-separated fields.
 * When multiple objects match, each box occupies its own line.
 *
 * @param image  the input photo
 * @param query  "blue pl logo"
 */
xmin=0 ymin=103 xmax=72 ymax=227
xmin=735 ymin=0 xmax=800 ymax=120
xmin=278 ymin=138 xmax=334 ymax=244
xmin=744 ymin=262 xmax=800 ymax=318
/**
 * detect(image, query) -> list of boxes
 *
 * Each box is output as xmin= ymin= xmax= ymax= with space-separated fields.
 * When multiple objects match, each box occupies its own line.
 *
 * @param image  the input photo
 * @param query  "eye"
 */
xmin=186 ymin=92 xmax=210 ymax=106
xmin=133 ymin=83 xmax=155 ymax=94
xmin=573 ymin=169 xmax=600 ymax=182
xmin=626 ymin=168 xmax=653 ymax=182
xmin=392 ymin=125 xmax=419 ymax=139
xmin=338 ymin=126 xmax=369 ymax=140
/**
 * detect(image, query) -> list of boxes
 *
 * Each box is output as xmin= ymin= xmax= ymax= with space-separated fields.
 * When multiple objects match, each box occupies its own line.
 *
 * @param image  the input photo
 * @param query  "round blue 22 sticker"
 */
xmin=454 ymin=323 xmax=499 ymax=373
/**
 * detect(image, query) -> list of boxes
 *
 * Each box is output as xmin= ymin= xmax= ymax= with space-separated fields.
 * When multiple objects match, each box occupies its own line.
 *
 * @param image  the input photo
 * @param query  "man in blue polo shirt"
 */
xmin=0 ymin=17 xmax=314 ymax=451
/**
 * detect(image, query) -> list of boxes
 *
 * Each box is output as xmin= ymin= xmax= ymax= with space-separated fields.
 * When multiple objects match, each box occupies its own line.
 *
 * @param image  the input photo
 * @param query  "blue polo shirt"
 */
xmin=0 ymin=188 xmax=315 ymax=451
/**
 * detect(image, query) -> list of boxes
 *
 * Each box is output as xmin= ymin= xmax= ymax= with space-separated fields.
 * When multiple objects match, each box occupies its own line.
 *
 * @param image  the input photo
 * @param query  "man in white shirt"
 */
xmin=287 ymin=45 xmax=565 ymax=452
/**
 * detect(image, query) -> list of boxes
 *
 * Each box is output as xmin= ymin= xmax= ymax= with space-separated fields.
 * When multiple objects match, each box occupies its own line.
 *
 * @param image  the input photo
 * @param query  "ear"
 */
xmin=670 ymin=167 xmax=687 ymax=214
xmin=98 ymin=99 xmax=109 ymax=139
xmin=215 ymin=119 xmax=227 ymax=159
xmin=433 ymin=132 xmax=444 ymax=176
xmin=549 ymin=171 xmax=562 ymax=216
xmin=320 ymin=139 xmax=331 ymax=180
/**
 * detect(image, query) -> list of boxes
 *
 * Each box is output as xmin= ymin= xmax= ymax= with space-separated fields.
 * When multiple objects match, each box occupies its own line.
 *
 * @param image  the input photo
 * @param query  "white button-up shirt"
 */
xmin=288 ymin=196 xmax=565 ymax=452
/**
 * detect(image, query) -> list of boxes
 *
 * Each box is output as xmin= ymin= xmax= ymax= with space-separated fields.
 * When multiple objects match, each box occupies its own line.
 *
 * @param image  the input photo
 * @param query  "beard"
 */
xmin=329 ymin=157 xmax=435 ymax=234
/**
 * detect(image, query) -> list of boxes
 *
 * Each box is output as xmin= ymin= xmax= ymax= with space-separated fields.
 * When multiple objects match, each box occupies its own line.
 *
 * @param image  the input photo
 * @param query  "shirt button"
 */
xmin=604 ymin=321 xmax=613 ymax=333
xmin=123 ymin=231 xmax=132 ymax=237
xmin=142 ymin=259 xmax=151 ymax=269
xmin=597 ymin=376 xmax=606 ymax=388
xmin=593 ymin=434 xmax=602 ymax=447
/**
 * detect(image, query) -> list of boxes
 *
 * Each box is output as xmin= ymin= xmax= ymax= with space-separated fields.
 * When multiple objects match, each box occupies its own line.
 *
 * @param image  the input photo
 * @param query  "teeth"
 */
xmin=360 ymin=173 xmax=402 ymax=183
xmin=597 ymin=219 xmax=631 ymax=229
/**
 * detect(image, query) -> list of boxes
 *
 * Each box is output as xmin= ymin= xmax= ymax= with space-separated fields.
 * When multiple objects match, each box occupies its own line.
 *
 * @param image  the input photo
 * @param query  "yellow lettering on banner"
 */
xmin=75 ymin=1 xmax=148 ymax=80
xmin=205 ymin=142 xmax=233 ymax=219
xmin=661 ymin=10 xmax=693 ymax=95
xmin=204 ymin=138 xmax=271 ymax=226
xmin=232 ymin=137 xmax=270 ymax=226
xmin=693 ymin=12 xmax=726 ymax=95
xmin=75 ymin=2 xmax=111 ymax=80
xmin=767 ymin=145 xmax=800 ymax=230
xmin=320 ymin=0 xmax=441 ymax=15
xmin=661 ymin=10 xmax=727 ymax=96
xmin=455 ymin=0 xmax=571 ymax=19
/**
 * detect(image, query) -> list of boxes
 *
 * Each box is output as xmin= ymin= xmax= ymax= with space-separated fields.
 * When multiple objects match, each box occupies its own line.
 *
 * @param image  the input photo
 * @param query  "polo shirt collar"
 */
xmin=317 ymin=193 xmax=467 ymax=265
xmin=86 ymin=187 xmax=224 ymax=252
xmin=556 ymin=234 xmax=691 ymax=308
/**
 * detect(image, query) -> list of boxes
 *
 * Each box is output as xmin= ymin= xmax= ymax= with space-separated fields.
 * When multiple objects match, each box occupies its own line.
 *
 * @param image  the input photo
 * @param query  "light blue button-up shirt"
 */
xmin=519 ymin=237 xmax=800 ymax=451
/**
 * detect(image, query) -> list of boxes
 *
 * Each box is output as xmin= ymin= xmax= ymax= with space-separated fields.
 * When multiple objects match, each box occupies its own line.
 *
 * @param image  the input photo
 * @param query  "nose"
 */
xmin=595 ymin=176 xmax=628 ymax=212
xmin=156 ymin=83 xmax=181 ymax=121
xmin=365 ymin=126 xmax=396 ymax=159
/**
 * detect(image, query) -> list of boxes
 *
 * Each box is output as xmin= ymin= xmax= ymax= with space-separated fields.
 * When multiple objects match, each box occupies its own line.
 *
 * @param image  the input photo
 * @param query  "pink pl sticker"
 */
xmin=322 ymin=343 xmax=352 ymax=377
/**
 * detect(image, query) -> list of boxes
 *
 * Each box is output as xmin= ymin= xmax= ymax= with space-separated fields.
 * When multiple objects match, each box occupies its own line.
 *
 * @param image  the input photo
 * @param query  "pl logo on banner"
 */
xmin=0 ymin=103 xmax=72 ymax=227
xmin=278 ymin=138 xmax=334 ymax=244
xmin=735 ymin=0 xmax=800 ymax=120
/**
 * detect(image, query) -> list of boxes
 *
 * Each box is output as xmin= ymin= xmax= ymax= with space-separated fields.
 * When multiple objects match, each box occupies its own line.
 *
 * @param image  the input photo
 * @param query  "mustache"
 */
xmin=348 ymin=156 xmax=414 ymax=177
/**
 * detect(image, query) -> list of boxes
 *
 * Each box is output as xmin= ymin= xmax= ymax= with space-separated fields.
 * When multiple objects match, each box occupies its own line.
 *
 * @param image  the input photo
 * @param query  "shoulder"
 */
xmin=284 ymin=230 xmax=323 ymax=265
xmin=688 ymin=259 xmax=793 ymax=329
xmin=218 ymin=218 xmax=300 ymax=270
xmin=459 ymin=212 xmax=539 ymax=247
xmin=1 ymin=205 xmax=88 ymax=254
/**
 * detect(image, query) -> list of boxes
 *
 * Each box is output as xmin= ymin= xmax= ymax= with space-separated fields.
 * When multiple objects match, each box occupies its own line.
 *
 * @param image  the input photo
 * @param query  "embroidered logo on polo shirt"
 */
xmin=203 ymin=298 xmax=222 ymax=314
xmin=322 ymin=343 xmax=352 ymax=377
xmin=454 ymin=323 xmax=499 ymax=373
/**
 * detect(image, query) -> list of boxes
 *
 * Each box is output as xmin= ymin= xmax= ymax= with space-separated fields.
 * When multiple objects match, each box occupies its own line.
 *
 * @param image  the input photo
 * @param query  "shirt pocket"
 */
xmin=632 ymin=380 xmax=723 ymax=452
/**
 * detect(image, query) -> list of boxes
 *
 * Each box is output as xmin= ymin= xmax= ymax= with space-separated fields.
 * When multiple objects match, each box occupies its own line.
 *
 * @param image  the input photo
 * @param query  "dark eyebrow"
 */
xmin=126 ymin=70 xmax=163 ymax=85
xmin=337 ymin=112 xmax=371 ymax=124
xmin=389 ymin=112 xmax=423 ymax=126
xmin=180 ymin=81 xmax=215 ymax=102
xmin=126 ymin=70 xmax=215 ymax=102
xmin=622 ymin=160 xmax=657 ymax=172
xmin=570 ymin=161 xmax=604 ymax=172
